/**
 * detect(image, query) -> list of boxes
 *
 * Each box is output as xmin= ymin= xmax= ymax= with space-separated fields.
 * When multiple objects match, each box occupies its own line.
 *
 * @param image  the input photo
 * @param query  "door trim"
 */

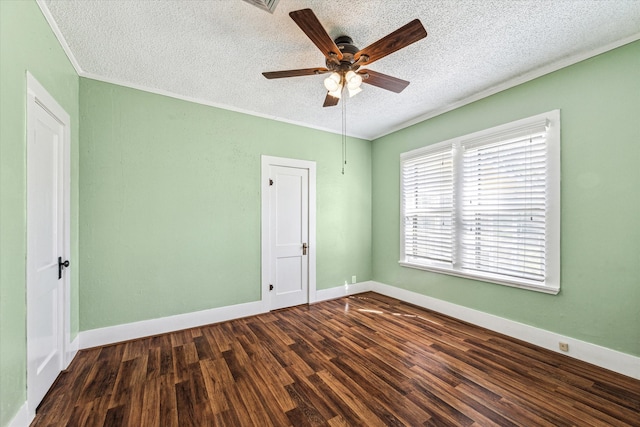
xmin=261 ymin=156 xmax=316 ymax=311
xmin=26 ymin=71 xmax=72 ymax=415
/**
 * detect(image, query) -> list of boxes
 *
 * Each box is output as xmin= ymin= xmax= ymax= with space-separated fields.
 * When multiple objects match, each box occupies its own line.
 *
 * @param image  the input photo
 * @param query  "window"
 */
xmin=400 ymin=110 xmax=560 ymax=294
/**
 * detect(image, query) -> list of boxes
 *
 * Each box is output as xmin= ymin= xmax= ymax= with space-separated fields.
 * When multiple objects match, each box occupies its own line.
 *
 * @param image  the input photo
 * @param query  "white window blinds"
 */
xmin=399 ymin=110 xmax=560 ymax=294
xmin=460 ymin=122 xmax=549 ymax=282
xmin=402 ymin=148 xmax=453 ymax=264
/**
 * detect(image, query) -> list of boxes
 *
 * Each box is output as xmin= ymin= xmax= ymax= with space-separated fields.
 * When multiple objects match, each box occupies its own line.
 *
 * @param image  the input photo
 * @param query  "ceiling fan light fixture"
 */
xmin=324 ymin=72 xmax=341 ymax=92
xmin=345 ymin=70 xmax=363 ymax=90
xmin=348 ymin=86 xmax=362 ymax=97
xmin=328 ymin=86 xmax=343 ymax=99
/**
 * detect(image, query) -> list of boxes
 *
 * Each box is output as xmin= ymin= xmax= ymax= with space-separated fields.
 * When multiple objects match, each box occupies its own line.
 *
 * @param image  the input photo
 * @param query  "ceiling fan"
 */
xmin=262 ymin=8 xmax=427 ymax=107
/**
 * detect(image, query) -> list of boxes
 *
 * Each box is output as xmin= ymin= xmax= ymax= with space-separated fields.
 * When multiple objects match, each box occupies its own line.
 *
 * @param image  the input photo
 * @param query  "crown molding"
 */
xmin=37 ymin=0 xmax=638 ymax=142
xmin=78 ymin=71 xmax=372 ymax=141
xmin=376 ymin=33 xmax=640 ymax=140
xmin=36 ymin=0 xmax=83 ymax=75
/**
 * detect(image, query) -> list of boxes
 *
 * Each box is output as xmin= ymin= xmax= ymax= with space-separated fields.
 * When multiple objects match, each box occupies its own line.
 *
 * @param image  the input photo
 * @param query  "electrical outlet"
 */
xmin=559 ymin=342 xmax=569 ymax=352
xmin=351 ymin=275 xmax=357 ymax=284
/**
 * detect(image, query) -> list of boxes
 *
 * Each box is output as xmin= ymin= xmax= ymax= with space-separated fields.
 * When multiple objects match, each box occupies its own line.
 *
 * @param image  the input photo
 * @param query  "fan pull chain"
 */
xmin=342 ymin=94 xmax=347 ymax=175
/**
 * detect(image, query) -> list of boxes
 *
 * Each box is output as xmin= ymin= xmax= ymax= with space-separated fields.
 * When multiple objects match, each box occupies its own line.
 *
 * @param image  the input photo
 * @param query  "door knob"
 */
xmin=58 ymin=256 xmax=70 ymax=280
xmin=302 ymin=243 xmax=308 ymax=255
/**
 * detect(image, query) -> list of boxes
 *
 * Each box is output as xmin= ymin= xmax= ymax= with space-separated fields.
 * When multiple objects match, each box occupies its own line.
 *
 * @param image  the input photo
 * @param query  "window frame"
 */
xmin=399 ymin=110 xmax=561 ymax=294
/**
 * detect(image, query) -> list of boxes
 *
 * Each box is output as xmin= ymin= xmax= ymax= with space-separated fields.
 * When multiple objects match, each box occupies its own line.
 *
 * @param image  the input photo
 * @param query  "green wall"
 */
xmin=0 ymin=1 xmax=80 ymax=425
xmin=372 ymin=40 xmax=640 ymax=356
xmin=79 ymin=78 xmax=372 ymax=330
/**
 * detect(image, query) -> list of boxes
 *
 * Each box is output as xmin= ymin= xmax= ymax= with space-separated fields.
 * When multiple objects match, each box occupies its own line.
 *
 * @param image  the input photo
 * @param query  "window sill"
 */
xmin=398 ymin=260 xmax=560 ymax=295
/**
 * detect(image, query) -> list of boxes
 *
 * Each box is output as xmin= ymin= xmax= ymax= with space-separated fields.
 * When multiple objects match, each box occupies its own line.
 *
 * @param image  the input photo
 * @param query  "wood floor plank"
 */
xmin=248 ymin=356 xmax=297 ymax=412
xmin=237 ymin=375 xmax=291 ymax=426
xmin=492 ymin=396 xmax=559 ymax=427
xmin=284 ymin=373 xmax=336 ymax=423
xmin=431 ymin=348 xmax=588 ymax=425
xmin=158 ymin=374 xmax=179 ymax=427
xmin=139 ymin=375 xmax=161 ymax=427
xmin=200 ymin=359 xmax=230 ymax=415
xmin=175 ymin=380 xmax=199 ymax=427
xmin=123 ymin=359 xmax=147 ymax=425
xmin=327 ymin=414 xmax=351 ymax=427
xmin=31 ymin=292 xmax=640 ymax=426
xmin=222 ymin=381 xmax=261 ymax=426
xmin=305 ymin=372 xmax=369 ymax=427
xmin=193 ymin=334 xmax=215 ymax=360
xmin=103 ymin=404 xmax=127 ymax=427
xmin=158 ymin=341 xmax=173 ymax=377
xmin=315 ymin=369 xmax=389 ymax=427
xmin=109 ymin=357 xmax=141 ymax=408
xmin=250 ymin=343 xmax=295 ymax=386
xmin=285 ymin=381 xmax=330 ymax=426
xmin=409 ymin=364 xmax=517 ymax=427
xmin=331 ymin=356 xmax=430 ymax=425
xmin=171 ymin=345 xmax=191 ymax=383
xmin=82 ymin=395 xmax=111 ymax=427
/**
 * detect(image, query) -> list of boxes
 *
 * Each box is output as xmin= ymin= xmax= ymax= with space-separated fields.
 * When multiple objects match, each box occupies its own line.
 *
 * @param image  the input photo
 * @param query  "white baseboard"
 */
xmin=79 ymin=300 xmax=266 ymax=349
xmin=369 ymin=281 xmax=640 ymax=380
xmin=75 ymin=280 xmax=639 ymax=380
xmin=8 ymin=338 xmax=80 ymax=427
xmin=65 ymin=335 xmax=79 ymax=368
xmin=313 ymin=281 xmax=371 ymax=303
xmin=8 ymin=400 xmax=32 ymax=427
xmin=79 ymin=282 xmax=373 ymax=349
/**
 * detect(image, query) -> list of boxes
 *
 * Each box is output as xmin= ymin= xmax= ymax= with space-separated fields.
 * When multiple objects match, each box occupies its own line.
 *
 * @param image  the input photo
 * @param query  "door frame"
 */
xmin=25 ymin=71 xmax=72 ymax=415
xmin=261 ymin=156 xmax=316 ymax=311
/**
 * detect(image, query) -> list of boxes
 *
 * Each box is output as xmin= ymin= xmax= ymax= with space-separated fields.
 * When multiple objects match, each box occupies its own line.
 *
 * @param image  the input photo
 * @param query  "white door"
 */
xmin=26 ymin=73 xmax=70 ymax=412
xmin=262 ymin=157 xmax=316 ymax=310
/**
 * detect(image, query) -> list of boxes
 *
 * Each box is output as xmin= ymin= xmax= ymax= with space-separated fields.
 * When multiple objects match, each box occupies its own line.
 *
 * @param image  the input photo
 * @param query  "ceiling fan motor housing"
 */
xmin=327 ymin=36 xmax=361 ymax=72
xmin=335 ymin=36 xmax=359 ymax=56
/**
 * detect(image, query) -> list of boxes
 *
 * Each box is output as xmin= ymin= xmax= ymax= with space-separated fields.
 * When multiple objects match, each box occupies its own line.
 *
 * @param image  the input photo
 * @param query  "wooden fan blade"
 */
xmin=323 ymin=92 xmax=340 ymax=107
xmin=359 ymin=69 xmax=410 ymax=93
xmin=354 ymin=19 xmax=427 ymax=65
xmin=262 ymin=68 xmax=328 ymax=79
xmin=290 ymin=9 xmax=343 ymax=61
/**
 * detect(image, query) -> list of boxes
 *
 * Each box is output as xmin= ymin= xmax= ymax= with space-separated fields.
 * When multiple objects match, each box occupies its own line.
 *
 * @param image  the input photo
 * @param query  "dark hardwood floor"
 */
xmin=32 ymin=292 xmax=639 ymax=426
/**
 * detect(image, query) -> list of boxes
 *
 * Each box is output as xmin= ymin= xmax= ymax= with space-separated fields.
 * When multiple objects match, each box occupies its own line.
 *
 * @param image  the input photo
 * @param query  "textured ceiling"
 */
xmin=41 ymin=0 xmax=640 ymax=140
